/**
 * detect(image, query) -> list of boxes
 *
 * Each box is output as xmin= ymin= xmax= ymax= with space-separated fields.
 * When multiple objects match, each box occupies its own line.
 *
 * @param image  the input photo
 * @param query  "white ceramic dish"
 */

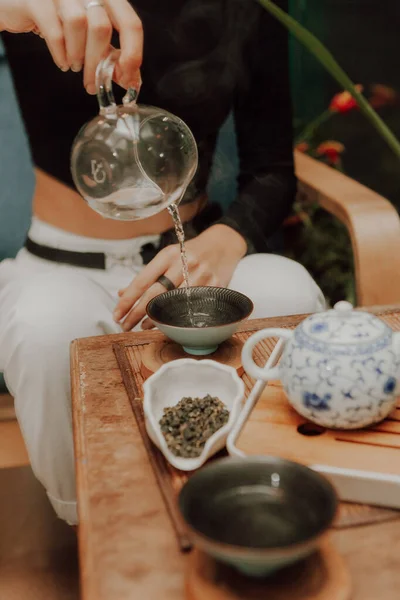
xmin=143 ymin=359 xmax=245 ymax=471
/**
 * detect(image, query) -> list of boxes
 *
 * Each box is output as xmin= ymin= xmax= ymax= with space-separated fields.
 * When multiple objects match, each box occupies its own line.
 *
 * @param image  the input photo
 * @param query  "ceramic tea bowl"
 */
xmin=179 ymin=456 xmax=338 ymax=577
xmin=146 ymin=286 xmax=253 ymax=355
xmin=143 ymin=359 xmax=245 ymax=471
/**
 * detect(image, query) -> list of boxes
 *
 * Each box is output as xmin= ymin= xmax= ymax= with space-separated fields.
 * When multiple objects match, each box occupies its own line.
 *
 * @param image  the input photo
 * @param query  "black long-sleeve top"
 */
xmin=1 ymin=0 xmax=296 ymax=253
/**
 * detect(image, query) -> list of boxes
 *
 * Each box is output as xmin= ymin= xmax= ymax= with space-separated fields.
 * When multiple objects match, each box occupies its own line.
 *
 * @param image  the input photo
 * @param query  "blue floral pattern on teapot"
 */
xmin=242 ymin=302 xmax=400 ymax=430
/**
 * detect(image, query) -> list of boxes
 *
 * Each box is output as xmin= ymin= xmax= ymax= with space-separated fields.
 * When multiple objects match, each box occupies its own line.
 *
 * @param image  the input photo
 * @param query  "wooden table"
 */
xmin=71 ymin=310 xmax=400 ymax=600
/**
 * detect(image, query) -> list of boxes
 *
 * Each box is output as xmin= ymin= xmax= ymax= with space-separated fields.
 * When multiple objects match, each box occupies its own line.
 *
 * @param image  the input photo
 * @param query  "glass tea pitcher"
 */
xmin=70 ymin=49 xmax=198 ymax=221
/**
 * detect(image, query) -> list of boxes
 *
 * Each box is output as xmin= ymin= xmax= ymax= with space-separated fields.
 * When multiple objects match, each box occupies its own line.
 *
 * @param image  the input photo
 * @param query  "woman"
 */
xmin=0 ymin=0 xmax=324 ymax=524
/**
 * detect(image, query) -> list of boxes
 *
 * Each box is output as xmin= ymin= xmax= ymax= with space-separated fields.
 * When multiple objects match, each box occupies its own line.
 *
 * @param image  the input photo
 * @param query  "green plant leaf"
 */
xmin=258 ymin=0 xmax=400 ymax=162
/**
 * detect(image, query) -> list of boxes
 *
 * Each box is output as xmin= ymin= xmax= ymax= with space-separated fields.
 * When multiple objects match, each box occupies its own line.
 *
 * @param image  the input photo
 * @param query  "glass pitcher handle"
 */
xmin=95 ymin=48 xmax=140 ymax=117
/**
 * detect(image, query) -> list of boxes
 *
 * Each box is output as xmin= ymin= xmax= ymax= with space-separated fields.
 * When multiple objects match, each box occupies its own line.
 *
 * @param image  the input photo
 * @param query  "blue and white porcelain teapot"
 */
xmin=242 ymin=302 xmax=400 ymax=429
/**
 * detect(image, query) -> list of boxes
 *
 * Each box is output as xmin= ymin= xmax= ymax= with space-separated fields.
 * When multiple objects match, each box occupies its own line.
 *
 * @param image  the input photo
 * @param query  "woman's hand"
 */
xmin=0 ymin=0 xmax=142 ymax=93
xmin=114 ymin=225 xmax=247 ymax=332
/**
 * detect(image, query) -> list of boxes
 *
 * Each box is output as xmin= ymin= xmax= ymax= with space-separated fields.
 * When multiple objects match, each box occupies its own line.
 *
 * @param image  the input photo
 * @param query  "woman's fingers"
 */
xmin=119 ymin=285 xmax=162 ymax=332
xmin=58 ymin=0 xmax=87 ymax=72
xmin=120 ymin=267 xmax=218 ymax=332
xmin=30 ymin=0 xmax=68 ymax=70
xmin=114 ymin=246 xmax=179 ymax=322
xmin=120 ymin=264 xmax=183 ymax=332
xmin=26 ymin=0 xmax=142 ymax=91
xmin=115 ymin=248 xmax=220 ymax=331
xmin=141 ymin=317 xmax=154 ymax=330
xmin=83 ymin=2 xmax=112 ymax=93
xmin=105 ymin=0 xmax=143 ymax=89
xmin=140 ymin=271 xmax=218 ymax=331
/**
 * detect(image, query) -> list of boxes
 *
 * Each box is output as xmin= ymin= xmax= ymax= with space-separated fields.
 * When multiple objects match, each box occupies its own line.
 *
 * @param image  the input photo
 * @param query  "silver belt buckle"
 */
xmin=105 ymin=253 xmax=141 ymax=270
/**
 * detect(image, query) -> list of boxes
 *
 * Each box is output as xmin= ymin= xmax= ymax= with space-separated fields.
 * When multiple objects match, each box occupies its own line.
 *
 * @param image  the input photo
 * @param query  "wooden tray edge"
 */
xmin=113 ymin=342 xmax=192 ymax=552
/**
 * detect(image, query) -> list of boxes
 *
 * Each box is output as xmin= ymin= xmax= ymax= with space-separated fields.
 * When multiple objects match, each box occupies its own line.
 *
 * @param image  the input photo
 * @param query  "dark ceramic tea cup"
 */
xmin=146 ymin=286 xmax=253 ymax=355
xmin=179 ymin=456 xmax=338 ymax=577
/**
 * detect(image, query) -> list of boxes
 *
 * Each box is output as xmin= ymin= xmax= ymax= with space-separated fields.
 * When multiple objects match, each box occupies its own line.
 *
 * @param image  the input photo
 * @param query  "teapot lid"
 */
xmin=296 ymin=301 xmax=392 ymax=356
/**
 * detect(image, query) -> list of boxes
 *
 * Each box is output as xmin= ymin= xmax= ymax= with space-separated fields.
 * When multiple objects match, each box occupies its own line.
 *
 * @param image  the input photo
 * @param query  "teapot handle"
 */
xmin=95 ymin=48 xmax=140 ymax=116
xmin=242 ymin=328 xmax=293 ymax=382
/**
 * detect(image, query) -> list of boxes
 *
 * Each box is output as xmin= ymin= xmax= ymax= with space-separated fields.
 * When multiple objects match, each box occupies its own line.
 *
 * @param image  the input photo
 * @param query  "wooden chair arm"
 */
xmin=295 ymin=150 xmax=400 ymax=307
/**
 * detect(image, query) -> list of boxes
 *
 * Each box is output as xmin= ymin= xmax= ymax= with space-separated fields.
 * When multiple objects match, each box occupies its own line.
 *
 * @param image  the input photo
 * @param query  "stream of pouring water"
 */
xmin=167 ymin=202 xmax=194 ymax=324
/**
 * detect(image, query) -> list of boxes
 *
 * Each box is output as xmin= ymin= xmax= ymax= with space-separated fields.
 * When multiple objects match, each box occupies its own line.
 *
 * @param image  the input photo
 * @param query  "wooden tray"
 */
xmin=236 ymin=381 xmax=400 ymax=508
xmin=140 ymin=338 xmax=244 ymax=378
xmin=113 ymin=309 xmax=400 ymax=549
xmin=232 ymin=309 xmax=400 ymax=509
xmin=186 ymin=540 xmax=351 ymax=600
xmin=113 ymin=329 xmax=261 ymax=552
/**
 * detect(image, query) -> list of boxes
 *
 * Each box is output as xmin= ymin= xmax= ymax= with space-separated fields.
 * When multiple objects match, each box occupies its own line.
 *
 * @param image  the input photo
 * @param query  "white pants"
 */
xmin=0 ymin=218 xmax=325 ymax=524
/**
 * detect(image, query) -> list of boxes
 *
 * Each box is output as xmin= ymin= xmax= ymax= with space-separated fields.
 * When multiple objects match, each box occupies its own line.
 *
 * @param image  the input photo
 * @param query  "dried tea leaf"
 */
xmin=159 ymin=394 xmax=230 ymax=458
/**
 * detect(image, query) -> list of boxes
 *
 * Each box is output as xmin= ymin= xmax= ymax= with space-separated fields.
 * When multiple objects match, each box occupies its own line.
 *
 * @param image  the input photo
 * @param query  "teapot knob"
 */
xmin=334 ymin=301 xmax=353 ymax=313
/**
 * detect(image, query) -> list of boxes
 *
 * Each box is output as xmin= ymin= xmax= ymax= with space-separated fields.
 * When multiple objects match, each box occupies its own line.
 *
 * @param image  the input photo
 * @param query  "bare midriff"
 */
xmin=33 ymin=169 xmax=204 ymax=239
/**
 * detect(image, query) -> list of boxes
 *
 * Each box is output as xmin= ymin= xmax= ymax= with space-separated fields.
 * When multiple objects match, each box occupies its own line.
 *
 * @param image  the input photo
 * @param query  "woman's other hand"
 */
xmin=0 ymin=0 xmax=142 ymax=93
xmin=114 ymin=225 xmax=247 ymax=332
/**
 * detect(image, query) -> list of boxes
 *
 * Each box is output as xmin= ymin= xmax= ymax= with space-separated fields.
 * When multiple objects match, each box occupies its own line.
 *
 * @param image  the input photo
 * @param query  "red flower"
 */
xmin=369 ymin=84 xmax=398 ymax=109
xmin=295 ymin=141 xmax=310 ymax=153
xmin=330 ymin=85 xmax=363 ymax=113
xmin=316 ymin=141 xmax=345 ymax=166
xmin=284 ymin=212 xmax=308 ymax=227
